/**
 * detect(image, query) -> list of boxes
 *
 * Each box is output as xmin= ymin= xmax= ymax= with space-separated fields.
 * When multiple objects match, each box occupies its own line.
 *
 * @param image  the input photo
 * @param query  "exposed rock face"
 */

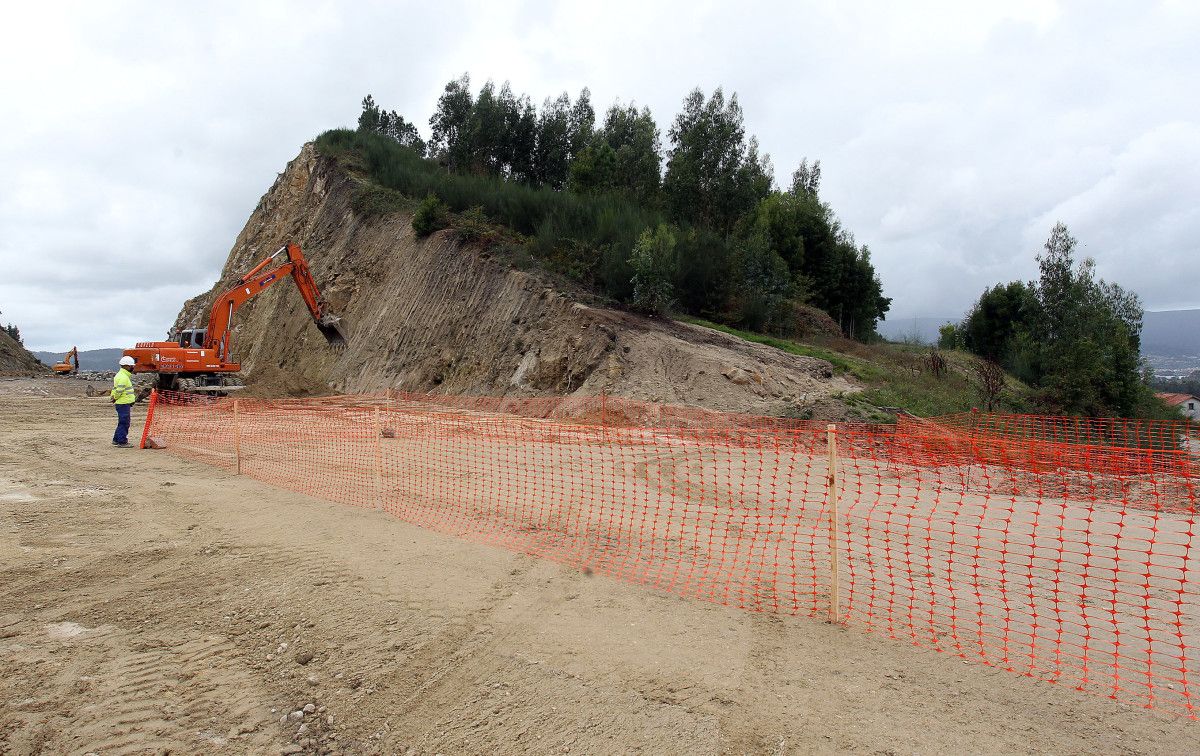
xmin=175 ymin=144 xmax=852 ymax=414
xmin=0 ymin=331 xmax=49 ymax=376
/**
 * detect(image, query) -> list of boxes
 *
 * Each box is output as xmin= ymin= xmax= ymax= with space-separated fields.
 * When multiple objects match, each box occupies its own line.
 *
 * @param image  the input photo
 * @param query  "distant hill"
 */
xmin=1142 ymin=310 xmax=1200 ymax=355
xmin=33 ymin=348 xmax=127 ymax=372
xmin=877 ymin=316 xmax=955 ymax=345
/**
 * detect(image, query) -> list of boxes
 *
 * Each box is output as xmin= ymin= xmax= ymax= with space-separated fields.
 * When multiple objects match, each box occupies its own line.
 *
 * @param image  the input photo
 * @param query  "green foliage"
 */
xmin=663 ymin=88 xmax=773 ymax=234
xmin=957 ymin=222 xmax=1155 ymax=417
xmin=672 ymin=226 xmax=732 ymax=317
xmin=452 ymin=206 xmax=497 ymax=244
xmin=429 ymin=74 xmax=475 ymax=173
xmin=740 ymin=189 xmax=889 ymax=338
xmin=411 ymin=193 xmax=449 ymax=237
xmin=2 ymin=323 xmax=21 ymax=345
xmin=790 ymin=158 xmax=821 ymax=197
xmin=629 ymin=225 xmax=677 ymax=315
xmin=358 ymin=95 xmax=425 ymax=155
xmin=570 ymin=103 xmax=663 ymax=205
xmin=318 ymin=129 xmax=658 ymax=298
xmin=324 ymin=78 xmax=892 ymax=343
xmin=960 ymin=281 xmax=1039 ymax=365
xmin=350 ymin=184 xmax=410 ymax=219
xmin=730 ymin=228 xmax=793 ymax=332
xmin=1129 ymin=389 xmax=1189 ymax=422
xmin=937 ymin=322 xmax=961 ymax=350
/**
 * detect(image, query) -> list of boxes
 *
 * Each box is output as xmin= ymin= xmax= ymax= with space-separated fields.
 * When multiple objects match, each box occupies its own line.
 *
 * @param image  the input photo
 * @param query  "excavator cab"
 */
xmin=178 ymin=329 xmax=207 ymax=349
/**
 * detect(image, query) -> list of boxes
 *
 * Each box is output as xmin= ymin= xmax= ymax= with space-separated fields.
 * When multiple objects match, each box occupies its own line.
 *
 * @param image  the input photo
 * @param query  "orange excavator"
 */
xmin=53 ymin=347 xmax=80 ymax=375
xmin=123 ymin=243 xmax=346 ymax=393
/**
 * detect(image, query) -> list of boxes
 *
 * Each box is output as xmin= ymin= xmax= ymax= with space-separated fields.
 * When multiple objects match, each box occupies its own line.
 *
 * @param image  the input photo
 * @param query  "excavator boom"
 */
xmin=122 ymin=243 xmax=346 ymax=391
xmin=203 ymin=243 xmax=346 ymax=362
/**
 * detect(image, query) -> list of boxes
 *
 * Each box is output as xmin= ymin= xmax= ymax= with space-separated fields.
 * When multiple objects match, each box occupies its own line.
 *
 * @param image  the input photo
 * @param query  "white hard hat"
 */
xmin=119 ymin=356 xmax=136 ymax=366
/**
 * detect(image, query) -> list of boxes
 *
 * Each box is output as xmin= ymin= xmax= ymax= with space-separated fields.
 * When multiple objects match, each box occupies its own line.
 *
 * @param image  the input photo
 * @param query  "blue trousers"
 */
xmin=113 ymin=403 xmax=131 ymax=445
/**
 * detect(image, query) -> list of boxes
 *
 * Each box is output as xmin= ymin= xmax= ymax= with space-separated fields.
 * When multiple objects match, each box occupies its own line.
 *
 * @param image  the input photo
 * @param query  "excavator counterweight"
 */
xmin=122 ymin=243 xmax=347 ymax=393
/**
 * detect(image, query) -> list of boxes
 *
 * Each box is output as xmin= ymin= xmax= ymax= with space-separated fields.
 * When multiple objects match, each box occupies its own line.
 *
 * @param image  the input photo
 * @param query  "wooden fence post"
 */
xmin=233 ymin=399 xmax=242 ymax=475
xmin=827 ymin=422 xmax=840 ymax=623
xmin=373 ymin=406 xmax=383 ymax=510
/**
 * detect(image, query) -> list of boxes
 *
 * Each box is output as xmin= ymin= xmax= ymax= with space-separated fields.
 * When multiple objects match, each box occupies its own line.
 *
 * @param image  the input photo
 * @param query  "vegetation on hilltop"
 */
xmin=318 ymin=80 xmax=1174 ymax=422
xmin=317 ymin=75 xmax=889 ymax=342
xmin=2 ymin=312 xmax=23 ymax=345
xmin=939 ymin=223 xmax=1173 ymax=419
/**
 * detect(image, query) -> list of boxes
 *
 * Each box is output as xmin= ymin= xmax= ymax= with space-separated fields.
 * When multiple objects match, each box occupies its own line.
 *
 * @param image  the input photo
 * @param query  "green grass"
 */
xmin=679 ymin=315 xmax=1033 ymax=420
xmin=676 ymin=316 xmax=880 ymax=380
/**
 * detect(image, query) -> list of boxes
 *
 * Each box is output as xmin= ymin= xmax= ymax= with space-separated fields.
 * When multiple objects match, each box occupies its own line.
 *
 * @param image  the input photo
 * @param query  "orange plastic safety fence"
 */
xmin=933 ymin=410 xmax=1200 ymax=452
xmin=143 ymin=391 xmax=1199 ymax=717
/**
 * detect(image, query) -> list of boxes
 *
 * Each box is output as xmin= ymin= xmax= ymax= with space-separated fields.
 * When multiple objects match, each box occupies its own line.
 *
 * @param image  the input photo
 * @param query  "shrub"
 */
xmin=453 ymin=206 xmax=495 ymax=244
xmin=350 ymin=185 xmax=409 ymax=219
xmin=629 ymin=224 xmax=677 ymax=315
xmin=412 ymin=193 xmax=449 ymax=237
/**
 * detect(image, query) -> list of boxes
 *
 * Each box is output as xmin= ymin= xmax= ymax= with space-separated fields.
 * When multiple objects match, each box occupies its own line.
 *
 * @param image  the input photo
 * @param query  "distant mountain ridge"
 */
xmin=1142 ymin=310 xmax=1200 ymax=356
xmin=33 ymin=348 xmax=127 ymax=372
xmin=881 ymin=310 xmax=1200 ymax=352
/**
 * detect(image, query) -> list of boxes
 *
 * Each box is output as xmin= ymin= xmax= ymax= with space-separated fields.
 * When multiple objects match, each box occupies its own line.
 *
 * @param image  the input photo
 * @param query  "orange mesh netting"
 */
xmin=141 ymin=390 xmax=1200 ymax=716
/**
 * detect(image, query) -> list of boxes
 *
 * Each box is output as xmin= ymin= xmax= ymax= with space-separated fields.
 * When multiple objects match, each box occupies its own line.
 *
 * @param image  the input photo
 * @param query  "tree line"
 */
xmin=344 ymin=76 xmax=889 ymax=340
xmin=940 ymin=223 xmax=1166 ymax=418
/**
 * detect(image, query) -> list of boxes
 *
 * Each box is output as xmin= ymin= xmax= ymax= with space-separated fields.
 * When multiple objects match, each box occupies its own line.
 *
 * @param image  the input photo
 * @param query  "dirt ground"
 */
xmin=1 ymin=378 xmax=1197 ymax=755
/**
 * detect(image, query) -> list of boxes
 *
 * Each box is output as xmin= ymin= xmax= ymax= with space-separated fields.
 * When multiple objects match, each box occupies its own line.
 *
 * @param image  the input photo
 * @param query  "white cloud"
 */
xmin=1 ymin=0 xmax=1197 ymax=349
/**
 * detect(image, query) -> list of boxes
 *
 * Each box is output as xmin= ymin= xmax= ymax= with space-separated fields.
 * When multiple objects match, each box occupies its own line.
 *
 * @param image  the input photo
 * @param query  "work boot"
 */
xmin=112 ymin=442 xmax=133 ymax=448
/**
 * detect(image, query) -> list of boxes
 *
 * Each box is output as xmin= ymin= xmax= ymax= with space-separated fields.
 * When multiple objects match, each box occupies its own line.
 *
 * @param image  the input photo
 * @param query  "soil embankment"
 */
xmin=0 ymin=331 xmax=48 ymax=376
xmin=174 ymin=145 xmax=849 ymax=414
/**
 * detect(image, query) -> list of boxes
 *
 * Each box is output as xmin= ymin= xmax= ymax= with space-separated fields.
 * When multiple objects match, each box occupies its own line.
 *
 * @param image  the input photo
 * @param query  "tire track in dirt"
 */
xmin=6 ymin=385 xmax=1199 ymax=755
xmin=0 ymin=472 xmax=282 ymax=754
xmin=383 ymin=554 xmax=539 ymax=715
xmin=55 ymin=629 xmax=276 ymax=755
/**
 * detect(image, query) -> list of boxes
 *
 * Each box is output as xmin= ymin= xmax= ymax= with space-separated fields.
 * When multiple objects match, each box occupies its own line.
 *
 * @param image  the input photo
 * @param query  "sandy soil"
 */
xmin=1 ymin=377 xmax=1197 ymax=754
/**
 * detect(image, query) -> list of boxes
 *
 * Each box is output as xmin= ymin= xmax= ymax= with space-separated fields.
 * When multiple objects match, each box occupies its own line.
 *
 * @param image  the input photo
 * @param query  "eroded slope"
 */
xmin=175 ymin=145 xmax=849 ymax=414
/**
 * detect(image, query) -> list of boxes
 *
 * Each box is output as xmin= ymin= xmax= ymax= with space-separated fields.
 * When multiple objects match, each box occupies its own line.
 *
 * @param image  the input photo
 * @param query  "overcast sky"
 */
xmin=2 ymin=1 xmax=1197 ymax=351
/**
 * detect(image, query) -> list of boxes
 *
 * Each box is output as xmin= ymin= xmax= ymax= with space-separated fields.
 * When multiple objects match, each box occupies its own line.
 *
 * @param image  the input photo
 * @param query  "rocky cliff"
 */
xmin=175 ymin=144 xmax=851 ymax=414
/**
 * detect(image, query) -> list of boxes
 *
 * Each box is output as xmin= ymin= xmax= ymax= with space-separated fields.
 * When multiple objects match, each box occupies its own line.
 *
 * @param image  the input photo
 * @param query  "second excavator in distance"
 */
xmin=122 ymin=243 xmax=347 ymax=393
xmin=52 ymin=347 xmax=80 ymax=375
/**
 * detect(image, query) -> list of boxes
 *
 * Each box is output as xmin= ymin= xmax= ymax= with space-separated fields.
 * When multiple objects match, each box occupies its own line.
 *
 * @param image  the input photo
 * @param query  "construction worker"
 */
xmin=112 ymin=356 xmax=137 ymax=447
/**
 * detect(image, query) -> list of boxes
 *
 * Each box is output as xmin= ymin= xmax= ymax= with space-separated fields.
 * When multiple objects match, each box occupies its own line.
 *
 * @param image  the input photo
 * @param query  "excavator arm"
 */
xmin=203 ymin=243 xmax=346 ymax=362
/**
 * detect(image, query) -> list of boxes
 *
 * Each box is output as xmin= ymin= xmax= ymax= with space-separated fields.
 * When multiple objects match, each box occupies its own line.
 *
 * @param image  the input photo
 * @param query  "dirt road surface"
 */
xmin=1 ymin=378 xmax=1196 ymax=754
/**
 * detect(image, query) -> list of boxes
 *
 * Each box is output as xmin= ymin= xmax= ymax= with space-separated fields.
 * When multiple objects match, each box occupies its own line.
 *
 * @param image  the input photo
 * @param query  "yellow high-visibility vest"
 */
xmin=111 ymin=368 xmax=136 ymax=405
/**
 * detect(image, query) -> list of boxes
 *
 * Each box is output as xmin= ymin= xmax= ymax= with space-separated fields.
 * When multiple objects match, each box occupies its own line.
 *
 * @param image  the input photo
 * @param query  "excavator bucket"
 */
xmin=316 ymin=314 xmax=348 ymax=347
